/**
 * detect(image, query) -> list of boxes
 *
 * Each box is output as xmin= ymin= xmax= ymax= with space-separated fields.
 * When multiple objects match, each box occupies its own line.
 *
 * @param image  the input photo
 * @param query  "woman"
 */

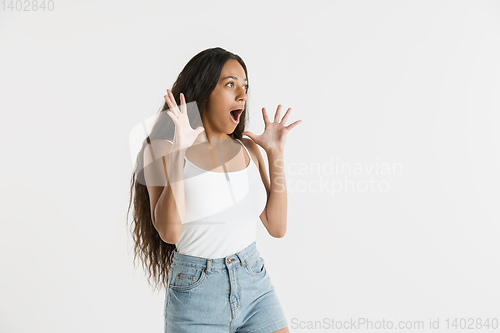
xmin=128 ymin=47 xmax=301 ymax=332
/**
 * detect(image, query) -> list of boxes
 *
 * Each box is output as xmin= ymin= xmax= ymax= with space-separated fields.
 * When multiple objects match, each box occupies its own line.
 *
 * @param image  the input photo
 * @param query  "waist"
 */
xmin=171 ymin=241 xmax=259 ymax=270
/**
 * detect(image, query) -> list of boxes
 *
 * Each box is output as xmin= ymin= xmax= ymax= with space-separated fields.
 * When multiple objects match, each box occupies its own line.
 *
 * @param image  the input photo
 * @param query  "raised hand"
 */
xmin=242 ymin=105 xmax=302 ymax=153
xmin=164 ymin=89 xmax=205 ymax=151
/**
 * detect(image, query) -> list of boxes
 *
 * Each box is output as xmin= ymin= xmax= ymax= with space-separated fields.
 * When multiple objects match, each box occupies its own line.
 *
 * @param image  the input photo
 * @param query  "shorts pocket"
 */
xmin=169 ymin=263 xmax=206 ymax=291
xmin=245 ymin=255 xmax=266 ymax=277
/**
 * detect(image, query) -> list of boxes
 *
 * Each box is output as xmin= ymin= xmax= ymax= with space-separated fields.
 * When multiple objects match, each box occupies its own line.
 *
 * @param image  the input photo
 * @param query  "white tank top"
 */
xmin=164 ymin=138 xmax=268 ymax=259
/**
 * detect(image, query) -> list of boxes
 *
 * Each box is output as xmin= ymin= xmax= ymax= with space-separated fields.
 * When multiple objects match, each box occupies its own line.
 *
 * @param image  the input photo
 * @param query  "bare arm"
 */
xmin=264 ymin=148 xmax=287 ymax=237
xmin=241 ymin=104 xmax=301 ymax=238
xmin=144 ymin=140 xmax=186 ymax=244
xmin=242 ymin=138 xmax=286 ymax=238
xmin=145 ymin=89 xmax=205 ymax=244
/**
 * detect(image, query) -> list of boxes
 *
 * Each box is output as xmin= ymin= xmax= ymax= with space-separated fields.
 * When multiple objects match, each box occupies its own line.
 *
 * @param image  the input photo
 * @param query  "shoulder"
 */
xmin=240 ymin=137 xmax=271 ymax=196
xmin=240 ymin=138 xmax=264 ymax=169
xmin=143 ymin=139 xmax=173 ymax=164
xmin=240 ymin=137 xmax=258 ymax=155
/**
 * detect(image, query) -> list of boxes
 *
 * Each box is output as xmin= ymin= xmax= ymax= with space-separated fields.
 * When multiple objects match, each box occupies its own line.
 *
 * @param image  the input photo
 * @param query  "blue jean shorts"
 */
xmin=164 ymin=241 xmax=288 ymax=333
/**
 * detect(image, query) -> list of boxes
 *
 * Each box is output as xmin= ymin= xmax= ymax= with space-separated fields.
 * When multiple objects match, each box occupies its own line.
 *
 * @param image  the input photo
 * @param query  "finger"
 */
xmin=167 ymin=89 xmax=180 ymax=114
xmin=168 ymin=89 xmax=181 ymax=114
xmin=285 ymin=119 xmax=302 ymax=131
xmin=164 ymin=93 xmax=177 ymax=115
xmin=180 ymin=93 xmax=187 ymax=114
xmin=166 ymin=110 xmax=178 ymax=123
xmin=274 ymin=104 xmax=282 ymax=123
xmin=262 ymin=107 xmax=270 ymax=125
xmin=242 ymin=132 xmax=256 ymax=142
xmin=280 ymin=108 xmax=292 ymax=125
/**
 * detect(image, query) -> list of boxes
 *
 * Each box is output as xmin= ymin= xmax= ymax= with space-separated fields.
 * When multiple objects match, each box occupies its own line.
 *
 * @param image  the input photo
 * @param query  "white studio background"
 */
xmin=1 ymin=0 xmax=499 ymax=332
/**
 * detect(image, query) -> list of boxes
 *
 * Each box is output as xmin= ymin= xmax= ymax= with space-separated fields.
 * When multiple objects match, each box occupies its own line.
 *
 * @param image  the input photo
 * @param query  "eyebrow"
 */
xmin=222 ymin=76 xmax=247 ymax=82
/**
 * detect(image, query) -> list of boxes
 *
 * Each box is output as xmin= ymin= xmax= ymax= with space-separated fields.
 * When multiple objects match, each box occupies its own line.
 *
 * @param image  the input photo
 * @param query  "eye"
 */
xmin=226 ymin=82 xmax=248 ymax=92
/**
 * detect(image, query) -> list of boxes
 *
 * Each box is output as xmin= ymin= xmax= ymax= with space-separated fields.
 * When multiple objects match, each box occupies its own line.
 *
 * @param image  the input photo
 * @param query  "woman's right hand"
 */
xmin=164 ymin=89 xmax=205 ymax=151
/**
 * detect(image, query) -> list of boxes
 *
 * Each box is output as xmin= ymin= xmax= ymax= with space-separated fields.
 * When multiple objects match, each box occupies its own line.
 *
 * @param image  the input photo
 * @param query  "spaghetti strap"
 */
xmin=235 ymin=138 xmax=251 ymax=161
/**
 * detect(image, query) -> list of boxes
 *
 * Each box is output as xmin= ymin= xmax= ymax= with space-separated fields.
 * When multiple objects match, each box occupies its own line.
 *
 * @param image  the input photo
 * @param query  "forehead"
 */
xmin=219 ymin=59 xmax=246 ymax=81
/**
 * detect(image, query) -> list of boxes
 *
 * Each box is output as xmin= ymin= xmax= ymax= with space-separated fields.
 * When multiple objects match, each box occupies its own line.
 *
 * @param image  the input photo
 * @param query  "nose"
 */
xmin=237 ymin=86 xmax=247 ymax=102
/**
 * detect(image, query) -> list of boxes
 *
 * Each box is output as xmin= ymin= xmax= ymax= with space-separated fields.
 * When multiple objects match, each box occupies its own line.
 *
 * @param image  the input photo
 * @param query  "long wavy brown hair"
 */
xmin=126 ymin=47 xmax=250 ymax=292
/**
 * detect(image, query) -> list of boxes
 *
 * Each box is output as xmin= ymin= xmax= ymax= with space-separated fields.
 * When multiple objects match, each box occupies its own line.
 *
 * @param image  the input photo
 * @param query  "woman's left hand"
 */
xmin=242 ymin=105 xmax=302 ymax=154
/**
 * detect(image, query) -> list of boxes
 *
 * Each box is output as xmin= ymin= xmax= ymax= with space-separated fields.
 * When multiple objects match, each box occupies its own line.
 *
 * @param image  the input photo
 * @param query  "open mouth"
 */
xmin=230 ymin=109 xmax=243 ymax=124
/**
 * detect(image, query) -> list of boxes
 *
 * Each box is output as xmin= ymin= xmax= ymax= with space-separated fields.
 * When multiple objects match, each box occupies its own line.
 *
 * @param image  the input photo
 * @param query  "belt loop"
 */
xmin=236 ymin=252 xmax=246 ymax=266
xmin=205 ymin=259 xmax=211 ymax=274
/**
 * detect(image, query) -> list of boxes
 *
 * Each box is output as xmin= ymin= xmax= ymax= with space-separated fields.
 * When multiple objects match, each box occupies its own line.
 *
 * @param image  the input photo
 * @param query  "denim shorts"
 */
xmin=164 ymin=241 xmax=288 ymax=333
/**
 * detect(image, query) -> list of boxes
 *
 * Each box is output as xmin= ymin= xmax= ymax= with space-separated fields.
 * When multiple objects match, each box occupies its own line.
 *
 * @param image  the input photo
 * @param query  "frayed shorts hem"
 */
xmin=248 ymin=318 xmax=288 ymax=333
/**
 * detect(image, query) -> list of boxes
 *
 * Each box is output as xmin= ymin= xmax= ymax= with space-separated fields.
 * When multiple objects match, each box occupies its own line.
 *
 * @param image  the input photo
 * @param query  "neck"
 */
xmin=199 ymin=117 xmax=233 ymax=144
xmin=193 ymin=131 xmax=233 ymax=146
